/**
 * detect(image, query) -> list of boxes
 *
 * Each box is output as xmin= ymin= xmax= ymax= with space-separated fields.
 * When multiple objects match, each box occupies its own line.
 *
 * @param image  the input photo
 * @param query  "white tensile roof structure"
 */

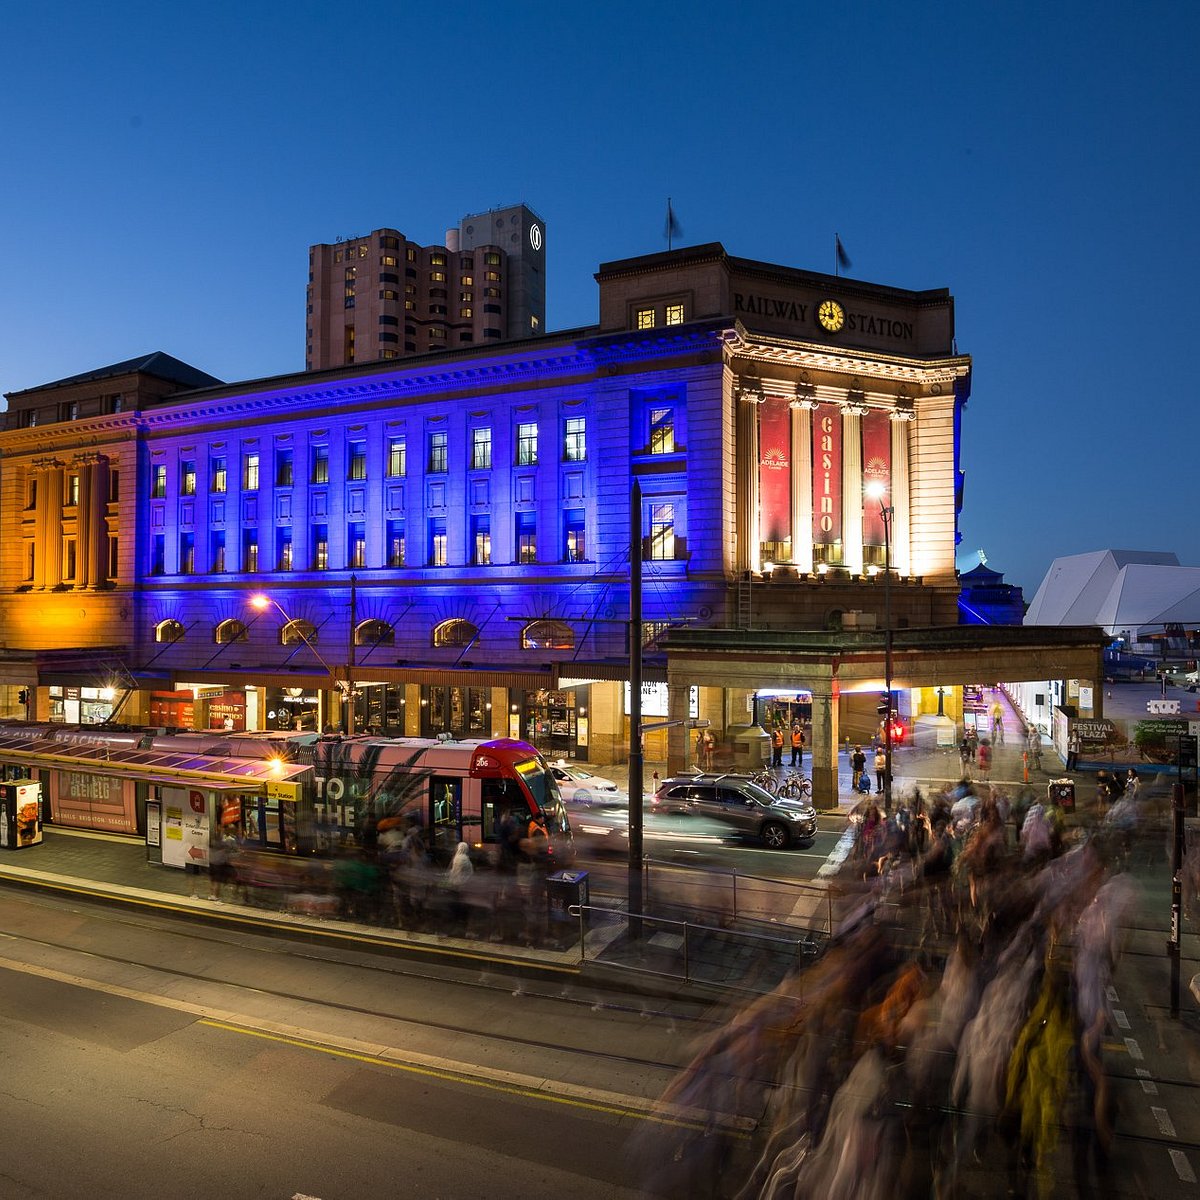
xmin=1024 ymin=550 xmax=1200 ymax=640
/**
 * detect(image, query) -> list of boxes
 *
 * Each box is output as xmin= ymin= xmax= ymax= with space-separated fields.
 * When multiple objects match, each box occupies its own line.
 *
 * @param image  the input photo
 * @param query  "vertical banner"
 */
xmin=811 ymin=405 xmax=843 ymax=546
xmin=861 ymin=410 xmax=892 ymax=547
xmin=758 ymin=398 xmax=791 ymax=551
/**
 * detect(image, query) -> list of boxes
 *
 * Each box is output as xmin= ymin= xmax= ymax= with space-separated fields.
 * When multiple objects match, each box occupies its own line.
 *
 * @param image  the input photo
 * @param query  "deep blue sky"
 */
xmin=2 ymin=1 xmax=1195 ymax=596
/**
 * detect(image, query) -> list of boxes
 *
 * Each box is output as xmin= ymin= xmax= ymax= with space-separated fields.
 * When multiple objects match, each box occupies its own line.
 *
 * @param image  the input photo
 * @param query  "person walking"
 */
xmin=976 ymin=738 xmax=992 ymax=783
xmin=790 ymin=722 xmax=804 ymax=768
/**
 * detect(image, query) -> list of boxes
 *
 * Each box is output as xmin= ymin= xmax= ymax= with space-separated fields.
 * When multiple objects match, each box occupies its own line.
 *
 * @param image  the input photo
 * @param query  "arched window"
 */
xmin=354 ymin=618 xmax=395 ymax=647
xmin=521 ymin=619 xmax=574 ymax=650
xmin=433 ymin=618 xmax=479 ymax=648
xmin=154 ymin=619 xmax=185 ymax=644
xmin=281 ymin=619 xmax=318 ymax=647
xmin=214 ymin=619 xmax=249 ymax=644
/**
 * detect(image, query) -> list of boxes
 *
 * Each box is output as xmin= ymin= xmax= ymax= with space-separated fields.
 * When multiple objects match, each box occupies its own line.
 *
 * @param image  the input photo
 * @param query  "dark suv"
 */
xmin=652 ymin=773 xmax=818 ymax=849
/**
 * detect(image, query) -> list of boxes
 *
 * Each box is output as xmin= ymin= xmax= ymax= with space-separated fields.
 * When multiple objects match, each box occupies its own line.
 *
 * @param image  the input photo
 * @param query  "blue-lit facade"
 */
xmin=0 ymin=243 xmax=971 ymax=776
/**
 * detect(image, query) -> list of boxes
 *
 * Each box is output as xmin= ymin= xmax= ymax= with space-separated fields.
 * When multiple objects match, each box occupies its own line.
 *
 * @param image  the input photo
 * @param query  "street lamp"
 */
xmin=249 ymin=591 xmax=357 ymax=734
xmin=865 ymin=481 xmax=894 ymax=814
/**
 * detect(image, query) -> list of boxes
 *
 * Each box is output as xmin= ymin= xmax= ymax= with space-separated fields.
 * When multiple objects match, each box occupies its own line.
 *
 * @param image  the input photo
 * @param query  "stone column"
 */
xmin=736 ymin=376 xmax=761 ymax=573
xmin=73 ymin=459 xmax=92 ymax=589
xmin=32 ymin=464 xmax=52 ymax=590
xmin=890 ymin=411 xmax=914 ymax=576
xmin=791 ymin=399 xmax=816 ymax=573
xmin=809 ymin=685 xmax=841 ymax=811
xmin=841 ymin=401 xmax=868 ymax=574
xmin=43 ymin=464 xmax=65 ymax=588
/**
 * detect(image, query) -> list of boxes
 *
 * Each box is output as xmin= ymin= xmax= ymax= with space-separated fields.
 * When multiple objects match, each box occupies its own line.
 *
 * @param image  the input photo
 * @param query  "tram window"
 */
xmin=481 ymin=779 xmax=531 ymax=841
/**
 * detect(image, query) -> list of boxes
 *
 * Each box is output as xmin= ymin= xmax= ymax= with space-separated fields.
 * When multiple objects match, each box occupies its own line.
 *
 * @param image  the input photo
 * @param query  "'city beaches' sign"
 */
xmin=734 ymin=292 xmax=914 ymax=342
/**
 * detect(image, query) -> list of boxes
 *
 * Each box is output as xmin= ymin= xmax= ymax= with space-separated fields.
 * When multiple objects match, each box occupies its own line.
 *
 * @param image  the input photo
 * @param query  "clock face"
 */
xmin=529 ymin=224 xmax=543 ymax=251
xmin=817 ymin=299 xmax=845 ymax=332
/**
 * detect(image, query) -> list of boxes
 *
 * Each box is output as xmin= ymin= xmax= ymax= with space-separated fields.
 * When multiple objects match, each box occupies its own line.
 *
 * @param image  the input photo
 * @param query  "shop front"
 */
xmin=518 ymin=687 xmax=584 ymax=761
xmin=264 ymin=686 xmax=321 ymax=733
xmin=48 ymin=685 xmax=118 ymax=725
xmin=420 ymin=684 xmax=490 ymax=739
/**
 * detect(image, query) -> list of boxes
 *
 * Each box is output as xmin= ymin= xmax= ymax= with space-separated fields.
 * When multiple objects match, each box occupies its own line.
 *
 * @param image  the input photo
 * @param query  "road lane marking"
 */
xmin=0 ymin=950 xmax=751 ymax=1136
xmin=1112 ymin=1008 xmax=1130 ymax=1030
xmin=1124 ymin=1037 xmax=1144 ymax=1061
xmin=1151 ymin=1107 xmax=1178 ymax=1139
xmin=1170 ymin=1150 xmax=1197 ymax=1183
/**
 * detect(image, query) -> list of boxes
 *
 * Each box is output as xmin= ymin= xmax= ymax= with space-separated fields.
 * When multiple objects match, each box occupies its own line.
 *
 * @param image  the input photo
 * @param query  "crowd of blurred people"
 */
xmin=641 ymin=774 xmax=1162 ymax=1198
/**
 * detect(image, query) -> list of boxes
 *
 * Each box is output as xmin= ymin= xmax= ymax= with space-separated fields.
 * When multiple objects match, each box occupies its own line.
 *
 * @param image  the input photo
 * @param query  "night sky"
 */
xmin=2 ymin=1 xmax=1195 ymax=596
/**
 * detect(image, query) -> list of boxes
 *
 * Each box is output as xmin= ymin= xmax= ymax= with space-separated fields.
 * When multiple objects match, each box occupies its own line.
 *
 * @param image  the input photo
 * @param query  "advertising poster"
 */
xmin=861 ymin=410 xmax=892 ymax=547
xmin=758 ymin=398 xmax=791 ymax=548
xmin=812 ymin=405 xmax=842 ymax=547
xmin=53 ymin=770 xmax=137 ymax=834
xmin=160 ymin=788 xmax=210 ymax=869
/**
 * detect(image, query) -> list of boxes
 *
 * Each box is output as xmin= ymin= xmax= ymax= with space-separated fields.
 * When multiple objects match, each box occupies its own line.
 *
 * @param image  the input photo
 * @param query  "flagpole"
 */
xmin=667 ymin=197 xmax=673 ymax=251
xmin=834 ymin=232 xmax=839 ymax=277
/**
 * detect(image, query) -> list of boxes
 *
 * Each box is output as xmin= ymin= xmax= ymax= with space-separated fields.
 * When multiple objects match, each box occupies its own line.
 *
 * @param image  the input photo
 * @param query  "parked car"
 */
xmin=549 ymin=763 xmax=628 ymax=809
xmin=651 ymin=773 xmax=818 ymax=848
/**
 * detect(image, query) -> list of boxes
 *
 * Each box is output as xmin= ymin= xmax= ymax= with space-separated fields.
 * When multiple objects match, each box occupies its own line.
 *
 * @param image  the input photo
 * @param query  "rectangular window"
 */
xmin=387 ymin=437 xmax=406 ymax=478
xmin=516 ymin=511 xmax=536 ymax=564
xmin=65 ymin=473 xmax=80 ymax=506
xmin=150 ymin=534 xmax=164 ymax=576
xmin=386 ymin=519 xmax=406 ymax=567
xmin=348 ymin=440 xmax=367 ymax=481
xmin=277 ymin=528 xmax=293 ymax=571
xmin=62 ymin=538 xmax=77 ymax=580
xmin=151 ymin=465 xmax=167 ymax=499
xmin=564 ymin=417 xmax=586 ymax=462
xmin=471 ymin=427 xmax=492 ymax=470
xmin=107 ymin=535 xmax=119 ymax=579
xmin=311 ymin=524 xmax=328 ymax=570
xmin=516 ymin=422 xmax=538 ymax=466
xmin=210 ymin=530 xmax=226 ymax=573
xmin=108 ymin=470 xmax=120 ymax=503
xmin=428 ymin=516 xmax=447 ymax=566
xmin=211 ymin=456 xmax=227 ymax=493
xmin=180 ymin=461 xmax=196 ymax=496
xmin=665 ymin=303 xmax=685 ymax=325
xmin=179 ymin=532 xmax=195 ymax=574
xmin=275 ymin=448 xmax=294 ymax=487
xmin=636 ymin=308 xmax=655 ymax=330
xmin=485 ymin=252 xmax=500 ymax=265
xmin=472 ymin=515 xmax=491 ymax=565
xmin=649 ymin=407 xmax=676 ymax=455
xmin=649 ymin=503 xmax=676 ymax=560
xmin=428 ymin=430 xmax=448 ymax=473
xmin=348 ymin=521 xmax=366 ymax=569
xmin=243 ymin=453 xmax=259 ymax=491
xmin=242 ymin=529 xmax=258 ymax=573
xmin=311 ymin=445 xmax=329 ymax=484
xmin=564 ymin=510 xmax=586 ymax=562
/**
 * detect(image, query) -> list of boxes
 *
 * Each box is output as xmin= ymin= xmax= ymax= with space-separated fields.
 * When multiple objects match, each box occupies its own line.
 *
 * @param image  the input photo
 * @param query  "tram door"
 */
xmin=428 ymin=776 xmax=462 ymax=864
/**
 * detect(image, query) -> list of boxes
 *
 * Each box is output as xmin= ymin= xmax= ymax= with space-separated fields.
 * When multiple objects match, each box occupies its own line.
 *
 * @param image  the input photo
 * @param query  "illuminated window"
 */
xmin=386 ymin=519 xmax=405 ymax=567
xmin=311 ymin=445 xmax=329 ymax=484
xmin=471 ymin=515 xmax=491 ymax=565
xmin=348 ymin=521 xmax=366 ymax=569
xmin=516 ymin=511 xmax=536 ymax=563
xmin=65 ymin=537 xmax=79 ymax=580
xmin=531 ymin=315 xmax=540 ymax=332
xmin=433 ymin=618 xmax=478 ymax=648
xmin=179 ymin=532 xmax=195 ymax=574
xmin=428 ymin=516 xmax=447 ymax=566
xmin=277 ymin=528 xmax=293 ymax=571
xmin=665 ymin=303 xmax=685 ymax=325
xmin=428 ymin=431 xmax=447 ymax=473
xmin=311 ymin=524 xmax=328 ymax=570
xmin=471 ymin=427 xmax=491 ymax=470
xmin=460 ymin=307 xmax=473 ymax=318
xmin=649 ymin=408 xmax=675 ymax=454
xmin=430 ymin=327 xmax=446 ymax=339
xmin=636 ymin=308 xmax=655 ymax=330
xmin=381 ymin=255 xmax=397 ymax=267
xmin=281 ymin=619 xmax=317 ymax=647
xmin=461 ymin=275 xmax=473 ymax=286
xmin=345 ymin=266 xmax=357 ymax=280
xmin=154 ymin=619 xmax=185 ymax=644
xmin=522 ymin=619 xmax=574 ymax=650
xmin=214 ymin=619 xmax=248 ymax=644
xmin=243 ymin=453 xmax=259 ymax=491
xmin=484 ymin=287 xmax=501 ymax=298
xmin=406 ymin=248 xmax=416 ymax=262
xmin=211 ymin=456 xmax=227 ymax=493
xmin=485 ymin=270 xmax=500 ymax=282
xmin=564 ymin=510 xmax=586 ymax=562
xmin=65 ymin=473 xmax=80 ymax=505
xmin=181 ymin=461 xmax=196 ymax=496
xmin=648 ymin=503 xmax=676 ymax=560
xmin=355 ymin=618 xmax=395 ymax=647
xmin=387 ymin=437 xmax=406 ymax=478
xmin=151 ymin=465 xmax=166 ymax=499
xmin=275 ymin=449 xmax=293 ymax=487
xmin=210 ymin=530 xmax=226 ymax=573
xmin=430 ymin=252 xmax=446 ymax=266
xmin=516 ymin=422 xmax=538 ymax=466
xmin=348 ymin=440 xmax=367 ymax=481
xmin=564 ymin=417 xmax=585 ymax=462
xmin=241 ymin=529 xmax=258 ymax=573
xmin=430 ymin=271 xmax=446 ymax=283
xmin=380 ymin=289 xmax=399 ymax=301
xmin=485 ymin=252 xmax=500 ymax=265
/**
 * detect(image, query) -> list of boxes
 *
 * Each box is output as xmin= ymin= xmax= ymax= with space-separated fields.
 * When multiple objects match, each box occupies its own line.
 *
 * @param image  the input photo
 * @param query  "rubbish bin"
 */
xmin=545 ymin=869 xmax=589 ymax=927
xmin=1048 ymin=779 xmax=1075 ymax=813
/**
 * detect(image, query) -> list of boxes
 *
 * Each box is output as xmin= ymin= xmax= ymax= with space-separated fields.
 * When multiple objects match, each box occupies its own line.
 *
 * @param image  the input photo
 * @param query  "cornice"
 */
xmin=0 ymin=412 xmax=141 ymax=456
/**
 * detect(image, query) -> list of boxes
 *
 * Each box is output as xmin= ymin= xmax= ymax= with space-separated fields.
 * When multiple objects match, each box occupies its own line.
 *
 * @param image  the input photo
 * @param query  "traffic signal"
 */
xmin=17 ymin=689 xmax=29 ymax=706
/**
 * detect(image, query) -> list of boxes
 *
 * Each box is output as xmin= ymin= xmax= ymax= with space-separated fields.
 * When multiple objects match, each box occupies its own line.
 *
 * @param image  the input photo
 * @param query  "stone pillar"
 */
xmin=44 ymin=464 xmax=64 ymax=588
xmin=791 ymin=400 xmax=815 ymax=573
xmin=891 ymin=412 xmax=914 ymax=576
xmin=74 ymin=460 xmax=92 ymax=590
xmin=841 ymin=403 xmax=867 ymax=574
xmin=736 ymin=380 xmax=761 ymax=573
xmin=32 ymin=464 xmax=52 ymax=590
xmin=809 ymin=686 xmax=841 ymax=811
xmin=667 ymin=681 xmax=690 ymax=777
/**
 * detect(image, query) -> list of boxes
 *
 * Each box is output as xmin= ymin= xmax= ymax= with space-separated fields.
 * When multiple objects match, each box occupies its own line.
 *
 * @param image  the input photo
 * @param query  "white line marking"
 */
xmin=1136 ymin=1068 xmax=1151 ymax=1077
xmin=1124 ymin=1037 xmax=1144 ymax=1061
xmin=1141 ymin=1079 xmax=1159 ymax=1095
xmin=1151 ymin=1107 xmax=1177 ymax=1138
xmin=1106 ymin=985 xmax=1119 ymax=1003
xmin=1170 ymin=1150 xmax=1197 ymax=1183
xmin=1112 ymin=1008 xmax=1130 ymax=1030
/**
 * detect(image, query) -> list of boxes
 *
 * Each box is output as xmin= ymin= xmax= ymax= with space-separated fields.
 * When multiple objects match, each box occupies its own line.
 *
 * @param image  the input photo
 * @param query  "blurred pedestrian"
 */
xmin=976 ymin=738 xmax=992 ymax=782
xmin=852 ymin=745 xmax=867 ymax=791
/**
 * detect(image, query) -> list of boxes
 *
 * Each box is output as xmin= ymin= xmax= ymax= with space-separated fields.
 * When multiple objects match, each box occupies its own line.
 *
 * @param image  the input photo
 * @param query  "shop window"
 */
xmin=522 ymin=619 xmax=574 ymax=651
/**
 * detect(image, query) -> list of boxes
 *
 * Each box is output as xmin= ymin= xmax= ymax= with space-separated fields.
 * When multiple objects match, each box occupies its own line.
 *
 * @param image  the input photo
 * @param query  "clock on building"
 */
xmin=817 ymin=299 xmax=845 ymax=332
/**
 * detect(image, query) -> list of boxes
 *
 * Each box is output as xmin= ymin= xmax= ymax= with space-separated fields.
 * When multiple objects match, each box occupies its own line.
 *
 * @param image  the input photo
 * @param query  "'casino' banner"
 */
xmin=812 ymin=405 xmax=842 ymax=545
xmin=758 ymin=398 xmax=791 ymax=547
xmin=861 ymin=410 xmax=892 ymax=547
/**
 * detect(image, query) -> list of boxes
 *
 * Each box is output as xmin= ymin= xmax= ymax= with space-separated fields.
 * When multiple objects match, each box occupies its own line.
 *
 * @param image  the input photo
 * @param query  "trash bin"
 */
xmin=545 ymin=869 xmax=589 ymax=927
xmin=1048 ymin=779 xmax=1075 ymax=813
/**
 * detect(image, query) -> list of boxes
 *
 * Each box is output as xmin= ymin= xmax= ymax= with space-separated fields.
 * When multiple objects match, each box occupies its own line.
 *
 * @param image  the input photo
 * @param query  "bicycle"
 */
xmin=777 ymin=772 xmax=812 ymax=800
xmin=751 ymin=769 xmax=780 ymax=794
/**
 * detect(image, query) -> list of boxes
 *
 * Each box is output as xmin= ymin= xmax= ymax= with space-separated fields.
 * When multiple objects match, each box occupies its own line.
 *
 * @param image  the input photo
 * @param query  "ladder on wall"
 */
xmin=737 ymin=572 xmax=752 ymax=630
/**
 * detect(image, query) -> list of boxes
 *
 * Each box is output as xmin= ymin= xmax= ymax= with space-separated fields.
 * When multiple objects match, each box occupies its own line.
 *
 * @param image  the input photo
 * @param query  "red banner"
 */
xmin=758 ymin=398 xmax=791 ymax=550
xmin=812 ymin=405 xmax=842 ymax=547
xmin=861 ymin=410 xmax=892 ymax=547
